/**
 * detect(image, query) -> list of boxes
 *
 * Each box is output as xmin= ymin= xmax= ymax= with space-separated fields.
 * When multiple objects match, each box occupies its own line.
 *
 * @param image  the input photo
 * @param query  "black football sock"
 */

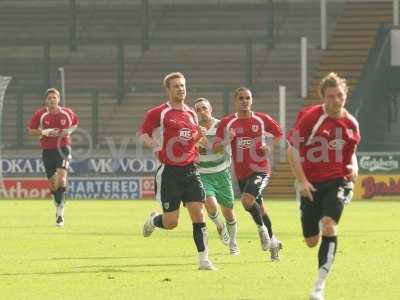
xmin=246 ymin=202 xmax=264 ymax=226
xmin=318 ymin=236 xmax=337 ymax=271
xmin=262 ymin=214 xmax=273 ymax=238
xmin=153 ymin=214 xmax=164 ymax=228
xmin=193 ymin=222 xmax=207 ymax=253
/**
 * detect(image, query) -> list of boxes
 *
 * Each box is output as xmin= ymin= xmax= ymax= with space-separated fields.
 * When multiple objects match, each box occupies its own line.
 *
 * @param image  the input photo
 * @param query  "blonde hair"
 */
xmin=319 ymin=72 xmax=348 ymax=98
xmin=44 ymin=88 xmax=60 ymax=98
xmin=163 ymin=72 xmax=185 ymax=88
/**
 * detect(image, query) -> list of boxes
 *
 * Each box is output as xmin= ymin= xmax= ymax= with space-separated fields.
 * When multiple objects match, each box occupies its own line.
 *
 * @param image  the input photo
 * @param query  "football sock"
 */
xmin=262 ymin=214 xmax=274 ymax=238
xmin=54 ymin=187 xmax=65 ymax=206
xmin=153 ymin=214 xmax=164 ymax=228
xmin=54 ymin=188 xmax=65 ymax=217
xmin=246 ymin=202 xmax=264 ymax=226
xmin=316 ymin=236 xmax=337 ymax=287
xmin=208 ymin=209 xmax=224 ymax=230
xmin=193 ymin=222 xmax=208 ymax=257
xmin=226 ymin=219 xmax=237 ymax=244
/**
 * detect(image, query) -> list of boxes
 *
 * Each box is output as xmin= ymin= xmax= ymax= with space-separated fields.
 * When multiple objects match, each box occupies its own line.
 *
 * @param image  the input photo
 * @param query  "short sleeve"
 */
xmin=27 ymin=109 xmax=42 ymax=130
xmin=139 ymin=107 xmax=161 ymax=137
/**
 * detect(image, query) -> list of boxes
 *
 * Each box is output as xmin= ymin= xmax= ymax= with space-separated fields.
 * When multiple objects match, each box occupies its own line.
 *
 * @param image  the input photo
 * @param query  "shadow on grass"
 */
xmin=38 ymin=251 xmax=235 ymax=261
xmin=0 ymin=260 xmax=263 ymax=277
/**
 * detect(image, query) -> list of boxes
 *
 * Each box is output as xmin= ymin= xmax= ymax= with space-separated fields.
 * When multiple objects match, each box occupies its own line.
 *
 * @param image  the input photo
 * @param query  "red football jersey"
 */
xmin=139 ymin=102 xmax=200 ymax=166
xmin=215 ymin=112 xmax=282 ymax=180
xmin=28 ymin=107 xmax=79 ymax=150
xmin=287 ymin=104 xmax=361 ymax=183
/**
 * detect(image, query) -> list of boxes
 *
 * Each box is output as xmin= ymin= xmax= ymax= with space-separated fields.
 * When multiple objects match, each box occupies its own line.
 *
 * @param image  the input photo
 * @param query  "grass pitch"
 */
xmin=0 ymin=199 xmax=399 ymax=300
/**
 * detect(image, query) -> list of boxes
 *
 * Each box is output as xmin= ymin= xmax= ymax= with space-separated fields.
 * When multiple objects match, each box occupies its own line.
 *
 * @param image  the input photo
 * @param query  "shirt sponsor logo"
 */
xmin=237 ymin=137 xmax=254 ymax=149
xmin=179 ymin=128 xmax=192 ymax=140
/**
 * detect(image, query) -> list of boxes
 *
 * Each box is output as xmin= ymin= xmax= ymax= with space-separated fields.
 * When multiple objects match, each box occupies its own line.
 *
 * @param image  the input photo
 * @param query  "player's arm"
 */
xmin=27 ymin=110 xmax=59 ymax=137
xmin=286 ymin=144 xmax=316 ymax=201
xmin=259 ymin=114 xmax=282 ymax=156
xmin=213 ymin=121 xmax=234 ymax=154
xmin=286 ymin=114 xmax=316 ymax=201
xmin=346 ymin=152 xmax=359 ymax=182
xmin=27 ymin=128 xmax=42 ymax=136
xmin=140 ymin=133 xmax=160 ymax=152
xmin=59 ymin=109 xmax=79 ymax=137
xmin=138 ymin=107 xmax=162 ymax=152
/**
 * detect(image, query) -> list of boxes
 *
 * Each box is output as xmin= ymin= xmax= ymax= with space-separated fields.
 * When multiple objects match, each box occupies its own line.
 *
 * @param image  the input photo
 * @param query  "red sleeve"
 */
xmin=260 ymin=113 xmax=282 ymax=138
xmin=287 ymin=111 xmax=315 ymax=149
xmin=65 ymin=107 xmax=79 ymax=126
xmin=27 ymin=109 xmax=42 ymax=130
xmin=213 ymin=117 xmax=229 ymax=148
xmin=139 ymin=106 xmax=161 ymax=137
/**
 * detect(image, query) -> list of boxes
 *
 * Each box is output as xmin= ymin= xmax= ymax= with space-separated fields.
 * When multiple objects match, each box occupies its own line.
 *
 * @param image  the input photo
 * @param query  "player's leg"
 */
xmin=54 ymin=168 xmax=68 ymax=226
xmin=220 ymin=205 xmax=239 ymax=255
xmin=186 ymin=201 xmax=215 ymax=270
xmin=205 ymin=196 xmax=230 ymax=246
xmin=215 ymin=169 xmax=239 ymax=254
xmin=143 ymin=164 xmax=181 ymax=236
xmin=310 ymin=180 xmax=346 ymax=300
xmin=42 ymin=149 xmax=61 ymax=225
xmin=201 ymin=173 xmax=229 ymax=245
xmin=239 ymin=173 xmax=271 ymax=250
xmin=184 ymin=165 xmax=215 ymax=270
xmin=256 ymin=196 xmax=274 ymax=238
xmin=52 ymin=147 xmax=71 ymax=226
xmin=256 ymin=196 xmax=282 ymax=261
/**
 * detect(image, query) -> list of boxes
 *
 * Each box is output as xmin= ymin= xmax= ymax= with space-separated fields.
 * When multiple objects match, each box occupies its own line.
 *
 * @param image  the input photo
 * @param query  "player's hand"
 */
xmin=148 ymin=140 xmax=160 ymax=152
xmin=227 ymin=128 xmax=236 ymax=142
xmin=346 ymin=164 xmax=358 ymax=182
xmin=257 ymin=143 xmax=270 ymax=156
xmin=198 ymin=126 xmax=207 ymax=137
xmin=297 ymin=180 xmax=316 ymax=201
xmin=58 ymin=129 xmax=70 ymax=137
xmin=41 ymin=128 xmax=59 ymax=137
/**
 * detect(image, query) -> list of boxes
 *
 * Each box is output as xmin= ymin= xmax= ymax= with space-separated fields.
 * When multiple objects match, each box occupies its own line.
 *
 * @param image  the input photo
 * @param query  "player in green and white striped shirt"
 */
xmin=194 ymin=98 xmax=239 ymax=255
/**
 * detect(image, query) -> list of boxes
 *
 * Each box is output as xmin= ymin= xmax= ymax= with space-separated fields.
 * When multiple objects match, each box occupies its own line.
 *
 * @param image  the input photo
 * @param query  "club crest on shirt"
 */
xmin=61 ymin=119 xmax=66 ymax=126
xmin=252 ymin=125 xmax=259 ymax=132
xmin=178 ymin=128 xmax=192 ymax=140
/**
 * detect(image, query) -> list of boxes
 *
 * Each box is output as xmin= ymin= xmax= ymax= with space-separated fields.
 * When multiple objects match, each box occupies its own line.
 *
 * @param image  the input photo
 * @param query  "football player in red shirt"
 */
xmin=27 ymin=88 xmax=79 ymax=226
xmin=214 ymin=87 xmax=283 ymax=261
xmin=139 ymin=72 xmax=215 ymax=270
xmin=287 ymin=73 xmax=360 ymax=300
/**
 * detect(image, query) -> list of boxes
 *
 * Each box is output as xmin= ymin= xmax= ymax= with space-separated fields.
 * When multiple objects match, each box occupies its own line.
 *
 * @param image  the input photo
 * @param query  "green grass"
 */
xmin=0 ymin=199 xmax=399 ymax=300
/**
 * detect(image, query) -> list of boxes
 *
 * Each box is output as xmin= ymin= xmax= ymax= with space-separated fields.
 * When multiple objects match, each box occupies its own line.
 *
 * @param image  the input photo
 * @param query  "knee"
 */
xmin=48 ymin=179 xmax=57 ymax=192
xmin=241 ymin=195 xmax=254 ymax=210
xmin=58 ymin=176 xmax=67 ymax=188
xmin=321 ymin=217 xmax=337 ymax=236
xmin=305 ymin=236 xmax=320 ymax=248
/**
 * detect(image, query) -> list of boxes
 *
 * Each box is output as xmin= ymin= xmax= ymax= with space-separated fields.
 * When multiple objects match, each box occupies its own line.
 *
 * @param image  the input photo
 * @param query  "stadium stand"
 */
xmin=7 ymin=1 xmax=390 ymax=198
xmin=270 ymin=0 xmax=398 ymax=197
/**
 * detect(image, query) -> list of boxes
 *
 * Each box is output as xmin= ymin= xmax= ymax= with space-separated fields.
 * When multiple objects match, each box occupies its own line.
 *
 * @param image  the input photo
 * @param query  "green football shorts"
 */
xmin=200 ymin=168 xmax=235 ymax=208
